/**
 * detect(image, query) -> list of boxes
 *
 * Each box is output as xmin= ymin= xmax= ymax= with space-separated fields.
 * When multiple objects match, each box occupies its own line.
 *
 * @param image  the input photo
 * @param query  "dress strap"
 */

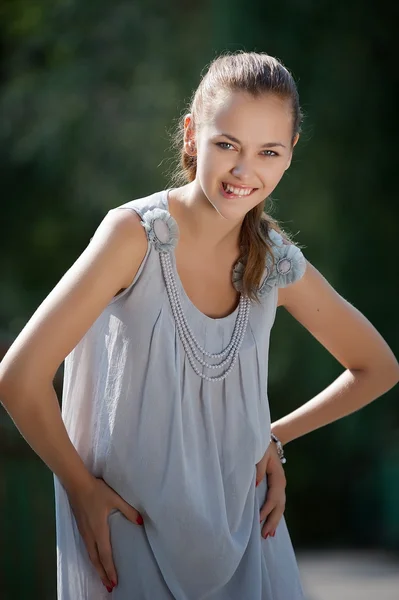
xmin=141 ymin=208 xmax=179 ymax=253
xmin=232 ymin=229 xmax=306 ymax=297
xmin=117 ymin=191 xmax=179 ymax=253
xmin=261 ymin=229 xmax=306 ymax=291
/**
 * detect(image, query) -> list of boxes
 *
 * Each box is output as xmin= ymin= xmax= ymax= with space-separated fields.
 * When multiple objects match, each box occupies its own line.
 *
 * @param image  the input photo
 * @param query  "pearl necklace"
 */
xmin=159 ymin=252 xmax=251 ymax=382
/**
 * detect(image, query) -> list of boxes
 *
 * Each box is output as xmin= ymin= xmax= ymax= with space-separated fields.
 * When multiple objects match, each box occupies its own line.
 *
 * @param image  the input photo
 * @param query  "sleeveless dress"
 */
xmin=54 ymin=189 xmax=307 ymax=600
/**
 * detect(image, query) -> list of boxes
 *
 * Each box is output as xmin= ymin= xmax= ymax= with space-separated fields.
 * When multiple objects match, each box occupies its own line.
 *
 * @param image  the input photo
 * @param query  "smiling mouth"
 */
xmin=221 ymin=182 xmax=257 ymax=197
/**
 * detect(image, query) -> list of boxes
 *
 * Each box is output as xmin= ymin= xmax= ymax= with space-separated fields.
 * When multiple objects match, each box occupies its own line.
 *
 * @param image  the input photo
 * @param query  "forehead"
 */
xmin=202 ymin=91 xmax=293 ymax=143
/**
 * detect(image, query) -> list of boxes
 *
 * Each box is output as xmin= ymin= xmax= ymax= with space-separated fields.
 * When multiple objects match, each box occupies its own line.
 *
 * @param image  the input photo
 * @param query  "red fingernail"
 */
xmin=263 ymin=533 xmax=269 ymax=539
xmin=255 ymin=480 xmax=259 ymax=487
xmin=136 ymin=515 xmax=144 ymax=525
xmin=111 ymin=580 xmax=117 ymax=587
xmin=106 ymin=585 xmax=112 ymax=593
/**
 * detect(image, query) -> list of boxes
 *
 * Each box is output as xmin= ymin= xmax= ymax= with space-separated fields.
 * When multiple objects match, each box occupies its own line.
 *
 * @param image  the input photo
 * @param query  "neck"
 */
xmin=168 ymin=181 xmax=243 ymax=251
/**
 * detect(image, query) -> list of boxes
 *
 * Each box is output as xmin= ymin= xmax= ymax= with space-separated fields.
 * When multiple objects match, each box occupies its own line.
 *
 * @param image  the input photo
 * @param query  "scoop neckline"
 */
xmin=162 ymin=188 xmax=241 ymax=325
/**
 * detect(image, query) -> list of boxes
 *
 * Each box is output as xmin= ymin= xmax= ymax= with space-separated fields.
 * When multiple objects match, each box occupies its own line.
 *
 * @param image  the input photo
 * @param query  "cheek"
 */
xmin=264 ymin=160 xmax=288 ymax=182
xmin=197 ymin=148 xmax=229 ymax=177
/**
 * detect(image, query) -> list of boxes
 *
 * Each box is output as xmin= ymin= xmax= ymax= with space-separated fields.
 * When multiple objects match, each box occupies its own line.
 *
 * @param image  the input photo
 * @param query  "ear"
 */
xmin=285 ymin=133 xmax=299 ymax=170
xmin=183 ymin=113 xmax=196 ymax=156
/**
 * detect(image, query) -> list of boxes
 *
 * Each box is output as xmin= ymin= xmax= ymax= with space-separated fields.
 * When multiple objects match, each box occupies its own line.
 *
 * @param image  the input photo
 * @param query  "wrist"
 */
xmin=270 ymin=432 xmax=286 ymax=464
xmin=271 ymin=422 xmax=289 ymax=446
xmin=61 ymin=467 xmax=97 ymax=500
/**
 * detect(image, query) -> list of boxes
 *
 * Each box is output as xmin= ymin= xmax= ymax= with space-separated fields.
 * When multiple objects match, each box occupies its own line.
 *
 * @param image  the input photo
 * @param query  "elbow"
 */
xmin=375 ymin=356 xmax=399 ymax=392
xmin=0 ymin=365 xmax=9 ymax=403
xmin=388 ymin=362 xmax=399 ymax=388
xmin=0 ymin=355 xmax=15 ymax=404
xmin=355 ymin=355 xmax=399 ymax=396
xmin=0 ymin=368 xmax=45 ymax=411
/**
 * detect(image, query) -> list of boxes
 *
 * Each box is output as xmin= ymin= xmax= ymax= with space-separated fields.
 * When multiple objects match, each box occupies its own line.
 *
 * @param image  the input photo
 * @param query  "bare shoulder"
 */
xmin=94 ymin=207 xmax=148 ymax=287
xmin=97 ymin=206 xmax=147 ymax=251
xmin=277 ymin=259 xmax=358 ymax=328
xmin=277 ymin=259 xmax=399 ymax=373
xmin=277 ymin=259 xmax=331 ymax=309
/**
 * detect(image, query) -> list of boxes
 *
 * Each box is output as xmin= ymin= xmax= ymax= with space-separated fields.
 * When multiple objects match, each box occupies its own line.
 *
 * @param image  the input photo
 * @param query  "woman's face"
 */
xmin=185 ymin=91 xmax=298 ymax=221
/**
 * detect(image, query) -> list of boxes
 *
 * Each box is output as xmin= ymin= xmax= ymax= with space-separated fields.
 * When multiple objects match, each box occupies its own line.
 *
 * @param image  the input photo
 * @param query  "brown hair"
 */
xmin=169 ymin=51 xmax=304 ymax=302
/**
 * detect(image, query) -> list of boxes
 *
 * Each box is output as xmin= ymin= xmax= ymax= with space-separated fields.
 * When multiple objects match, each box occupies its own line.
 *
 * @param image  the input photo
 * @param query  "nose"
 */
xmin=230 ymin=156 xmax=254 ymax=182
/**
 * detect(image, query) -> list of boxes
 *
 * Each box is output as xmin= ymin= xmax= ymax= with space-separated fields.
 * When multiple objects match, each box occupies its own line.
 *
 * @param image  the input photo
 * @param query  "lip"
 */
xmin=219 ymin=182 xmax=257 ymax=199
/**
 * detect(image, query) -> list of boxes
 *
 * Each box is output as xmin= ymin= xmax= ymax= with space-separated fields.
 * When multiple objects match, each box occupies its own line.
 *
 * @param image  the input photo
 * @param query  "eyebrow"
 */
xmin=216 ymin=133 xmax=287 ymax=149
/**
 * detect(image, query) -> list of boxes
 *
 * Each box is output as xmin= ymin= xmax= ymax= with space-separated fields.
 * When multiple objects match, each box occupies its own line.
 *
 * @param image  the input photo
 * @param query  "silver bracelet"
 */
xmin=271 ymin=432 xmax=286 ymax=464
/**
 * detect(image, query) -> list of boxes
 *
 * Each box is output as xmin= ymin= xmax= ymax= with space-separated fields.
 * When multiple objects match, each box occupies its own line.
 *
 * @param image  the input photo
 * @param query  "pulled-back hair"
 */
xmin=169 ymin=51 xmax=304 ymax=301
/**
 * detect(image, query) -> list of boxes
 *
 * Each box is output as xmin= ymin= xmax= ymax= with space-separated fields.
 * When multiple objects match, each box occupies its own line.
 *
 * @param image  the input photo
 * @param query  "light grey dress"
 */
xmin=54 ymin=189 xmax=307 ymax=599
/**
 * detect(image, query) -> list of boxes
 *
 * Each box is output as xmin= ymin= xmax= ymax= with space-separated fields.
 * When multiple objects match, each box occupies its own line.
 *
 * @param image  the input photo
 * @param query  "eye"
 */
xmin=216 ymin=142 xmax=235 ymax=150
xmin=261 ymin=150 xmax=279 ymax=157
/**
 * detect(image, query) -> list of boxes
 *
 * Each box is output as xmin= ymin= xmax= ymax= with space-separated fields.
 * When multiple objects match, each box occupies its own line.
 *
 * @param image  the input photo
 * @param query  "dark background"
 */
xmin=1 ymin=1 xmax=398 ymax=598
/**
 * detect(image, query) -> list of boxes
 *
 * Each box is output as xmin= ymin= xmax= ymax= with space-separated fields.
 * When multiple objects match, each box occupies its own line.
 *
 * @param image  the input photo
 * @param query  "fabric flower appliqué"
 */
xmin=232 ymin=228 xmax=306 ymax=297
xmin=141 ymin=208 xmax=179 ymax=253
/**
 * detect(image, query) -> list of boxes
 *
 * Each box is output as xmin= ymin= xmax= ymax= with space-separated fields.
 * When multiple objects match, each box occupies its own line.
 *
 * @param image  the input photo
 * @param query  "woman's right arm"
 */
xmin=0 ymin=209 xmax=147 ymax=591
xmin=0 ymin=208 xmax=147 ymax=588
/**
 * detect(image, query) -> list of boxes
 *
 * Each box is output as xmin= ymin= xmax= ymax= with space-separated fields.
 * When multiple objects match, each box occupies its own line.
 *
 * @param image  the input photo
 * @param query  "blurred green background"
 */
xmin=1 ymin=1 xmax=398 ymax=598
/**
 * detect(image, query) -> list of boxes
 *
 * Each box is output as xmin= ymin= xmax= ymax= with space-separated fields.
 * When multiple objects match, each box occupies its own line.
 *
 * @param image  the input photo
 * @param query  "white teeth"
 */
xmin=224 ymin=183 xmax=254 ymax=196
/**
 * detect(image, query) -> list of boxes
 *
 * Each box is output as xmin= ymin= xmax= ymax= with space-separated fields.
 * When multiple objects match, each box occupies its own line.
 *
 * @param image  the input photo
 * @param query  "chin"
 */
xmin=209 ymin=199 xmax=251 ymax=222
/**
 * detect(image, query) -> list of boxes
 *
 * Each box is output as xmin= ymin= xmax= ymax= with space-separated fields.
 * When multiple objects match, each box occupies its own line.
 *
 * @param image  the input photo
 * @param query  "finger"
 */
xmin=96 ymin=524 xmax=118 ymax=588
xmin=259 ymin=497 xmax=275 ymax=523
xmin=98 ymin=479 xmax=143 ymax=527
xmin=255 ymin=473 xmax=265 ymax=486
xmin=83 ymin=535 xmax=110 ymax=586
xmin=256 ymin=446 xmax=271 ymax=480
xmin=255 ymin=466 xmax=266 ymax=486
xmin=261 ymin=506 xmax=284 ymax=539
xmin=259 ymin=489 xmax=286 ymax=522
xmin=117 ymin=500 xmax=144 ymax=526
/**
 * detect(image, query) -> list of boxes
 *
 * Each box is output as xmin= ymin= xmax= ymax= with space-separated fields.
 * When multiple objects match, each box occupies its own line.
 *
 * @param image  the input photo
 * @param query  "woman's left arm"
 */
xmin=273 ymin=260 xmax=399 ymax=446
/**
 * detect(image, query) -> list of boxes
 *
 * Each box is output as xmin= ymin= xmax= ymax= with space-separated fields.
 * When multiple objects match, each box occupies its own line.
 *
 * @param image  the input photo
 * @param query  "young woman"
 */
xmin=0 ymin=51 xmax=398 ymax=600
